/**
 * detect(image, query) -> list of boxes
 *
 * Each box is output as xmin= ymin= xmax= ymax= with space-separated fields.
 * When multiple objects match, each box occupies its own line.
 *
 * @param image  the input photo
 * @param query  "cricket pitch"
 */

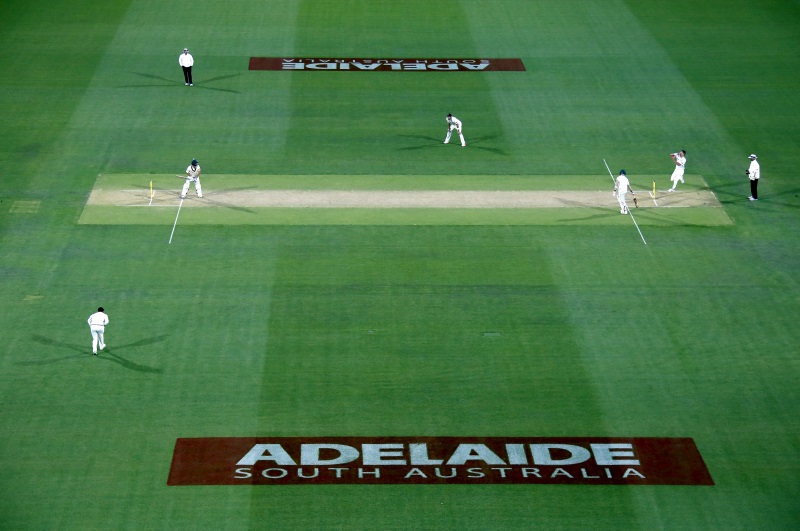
xmin=79 ymin=174 xmax=730 ymax=226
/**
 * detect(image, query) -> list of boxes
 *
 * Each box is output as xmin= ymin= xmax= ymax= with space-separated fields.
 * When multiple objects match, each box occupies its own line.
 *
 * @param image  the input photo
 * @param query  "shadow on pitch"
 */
xmin=23 ymin=333 xmax=168 ymax=373
xmin=552 ymin=201 xmax=627 ymax=222
xmin=196 ymin=187 xmax=260 ymax=214
xmin=129 ymin=184 xmax=260 ymax=214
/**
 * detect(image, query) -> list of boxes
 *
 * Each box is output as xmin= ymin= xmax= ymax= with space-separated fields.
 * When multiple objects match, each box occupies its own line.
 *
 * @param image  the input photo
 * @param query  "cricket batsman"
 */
xmin=179 ymin=159 xmax=202 ymax=198
xmin=443 ymin=113 xmax=466 ymax=147
xmin=613 ymin=169 xmax=635 ymax=214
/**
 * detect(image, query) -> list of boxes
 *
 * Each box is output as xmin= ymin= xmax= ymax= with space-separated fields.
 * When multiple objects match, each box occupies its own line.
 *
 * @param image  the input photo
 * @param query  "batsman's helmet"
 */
xmin=619 ymin=169 xmax=626 ymax=175
xmin=191 ymin=159 xmax=198 ymax=165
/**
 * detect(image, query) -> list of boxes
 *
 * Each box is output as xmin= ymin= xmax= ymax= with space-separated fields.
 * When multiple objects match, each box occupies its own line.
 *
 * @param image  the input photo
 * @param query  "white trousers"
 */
xmin=670 ymin=167 xmax=685 ymax=186
xmin=181 ymin=178 xmax=203 ymax=198
xmin=90 ymin=325 xmax=106 ymax=353
xmin=444 ymin=126 xmax=466 ymax=146
xmin=617 ymin=192 xmax=628 ymax=213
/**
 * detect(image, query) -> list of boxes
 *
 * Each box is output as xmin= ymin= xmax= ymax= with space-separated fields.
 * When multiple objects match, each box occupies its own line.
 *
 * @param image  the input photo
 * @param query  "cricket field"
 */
xmin=1 ymin=0 xmax=798 ymax=529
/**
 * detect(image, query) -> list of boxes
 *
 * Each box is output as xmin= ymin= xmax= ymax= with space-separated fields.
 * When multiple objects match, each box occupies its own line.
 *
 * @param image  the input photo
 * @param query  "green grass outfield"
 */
xmin=1 ymin=0 xmax=799 ymax=529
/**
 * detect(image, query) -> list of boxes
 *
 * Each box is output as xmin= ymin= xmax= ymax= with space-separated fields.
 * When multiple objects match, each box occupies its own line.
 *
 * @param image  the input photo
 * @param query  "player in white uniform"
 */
xmin=443 ymin=114 xmax=466 ymax=147
xmin=613 ymin=169 xmax=635 ymax=214
xmin=668 ymin=150 xmax=686 ymax=192
xmin=179 ymin=159 xmax=202 ymax=198
xmin=87 ymin=307 xmax=109 ymax=355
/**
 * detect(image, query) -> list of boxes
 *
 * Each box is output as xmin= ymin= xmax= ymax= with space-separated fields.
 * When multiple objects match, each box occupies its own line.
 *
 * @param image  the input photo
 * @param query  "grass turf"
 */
xmin=1 ymin=0 xmax=799 ymax=529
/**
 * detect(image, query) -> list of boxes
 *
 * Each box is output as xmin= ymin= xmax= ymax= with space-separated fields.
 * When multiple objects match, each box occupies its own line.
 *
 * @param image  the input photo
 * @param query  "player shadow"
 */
xmin=22 ymin=333 xmax=168 ymax=373
xmin=193 ymin=74 xmax=242 ymax=93
xmin=98 ymin=350 xmax=163 ymax=374
xmin=121 ymin=73 xmax=241 ymax=93
xmin=711 ymin=182 xmax=800 ymax=209
xmin=556 ymin=198 xmax=605 ymax=208
xmin=553 ymin=203 xmax=623 ymax=222
xmin=195 ymin=186 xmax=260 ymax=214
xmin=16 ymin=354 xmax=86 ymax=365
xmin=26 ymin=334 xmax=86 ymax=359
xmin=631 ymin=208 xmax=708 ymax=227
xmin=707 ymin=181 xmax=755 ymax=203
xmin=136 ymin=184 xmax=260 ymax=213
xmin=397 ymin=133 xmax=507 ymax=155
xmin=467 ymin=134 xmax=507 ymax=155
xmin=397 ymin=135 xmax=442 ymax=150
xmin=120 ymin=72 xmax=182 ymax=88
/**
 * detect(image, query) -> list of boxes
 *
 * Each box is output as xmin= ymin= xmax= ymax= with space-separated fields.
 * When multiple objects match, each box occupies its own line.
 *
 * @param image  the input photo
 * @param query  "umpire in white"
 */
xmin=747 ymin=154 xmax=760 ymax=201
xmin=179 ymin=48 xmax=194 ymax=86
xmin=88 ymin=307 xmax=109 ymax=355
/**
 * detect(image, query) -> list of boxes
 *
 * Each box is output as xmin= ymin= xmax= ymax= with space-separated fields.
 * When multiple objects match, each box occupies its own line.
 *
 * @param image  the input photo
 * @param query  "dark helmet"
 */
xmin=191 ymin=159 xmax=198 ymax=165
xmin=619 ymin=169 xmax=626 ymax=175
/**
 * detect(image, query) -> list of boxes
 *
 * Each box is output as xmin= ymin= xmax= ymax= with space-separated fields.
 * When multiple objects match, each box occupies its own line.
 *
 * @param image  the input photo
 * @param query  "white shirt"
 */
xmin=88 ymin=311 xmax=109 ymax=328
xmin=748 ymin=160 xmax=760 ymax=180
xmin=186 ymin=164 xmax=201 ymax=179
xmin=179 ymin=52 xmax=194 ymax=67
xmin=446 ymin=115 xmax=462 ymax=131
xmin=615 ymin=174 xmax=630 ymax=193
xmin=674 ymin=154 xmax=686 ymax=168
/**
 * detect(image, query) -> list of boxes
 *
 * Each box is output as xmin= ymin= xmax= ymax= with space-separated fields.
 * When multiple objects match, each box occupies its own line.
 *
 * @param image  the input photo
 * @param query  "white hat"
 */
xmin=748 ymin=154 xmax=757 ymax=159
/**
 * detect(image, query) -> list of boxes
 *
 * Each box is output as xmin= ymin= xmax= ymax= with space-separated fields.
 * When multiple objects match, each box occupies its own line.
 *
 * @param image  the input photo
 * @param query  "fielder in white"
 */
xmin=88 ymin=307 xmax=109 ymax=355
xmin=179 ymin=159 xmax=202 ymax=198
xmin=668 ymin=149 xmax=686 ymax=192
xmin=443 ymin=113 xmax=466 ymax=147
xmin=613 ymin=169 xmax=635 ymax=214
